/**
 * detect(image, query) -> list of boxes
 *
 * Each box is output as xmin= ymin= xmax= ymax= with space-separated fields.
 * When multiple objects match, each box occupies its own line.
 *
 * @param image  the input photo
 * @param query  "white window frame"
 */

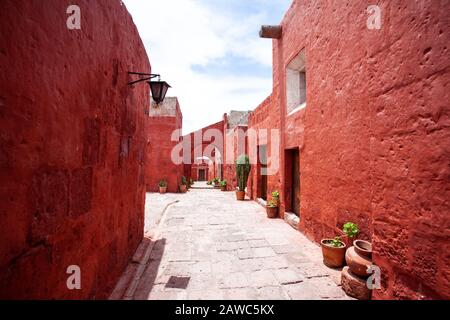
xmin=286 ymin=50 xmax=306 ymax=115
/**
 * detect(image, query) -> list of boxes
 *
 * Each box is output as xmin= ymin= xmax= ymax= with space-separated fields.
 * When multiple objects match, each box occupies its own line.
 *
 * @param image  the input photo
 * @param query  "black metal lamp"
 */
xmin=128 ymin=72 xmax=171 ymax=104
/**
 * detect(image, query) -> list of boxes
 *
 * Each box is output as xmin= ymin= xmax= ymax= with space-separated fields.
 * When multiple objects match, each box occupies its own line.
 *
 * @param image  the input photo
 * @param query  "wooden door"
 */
xmin=198 ymin=169 xmax=206 ymax=181
xmin=258 ymin=145 xmax=268 ymax=200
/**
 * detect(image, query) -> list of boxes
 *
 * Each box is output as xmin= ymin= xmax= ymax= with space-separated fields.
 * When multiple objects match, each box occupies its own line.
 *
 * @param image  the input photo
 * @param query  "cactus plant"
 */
xmin=236 ymin=154 xmax=251 ymax=191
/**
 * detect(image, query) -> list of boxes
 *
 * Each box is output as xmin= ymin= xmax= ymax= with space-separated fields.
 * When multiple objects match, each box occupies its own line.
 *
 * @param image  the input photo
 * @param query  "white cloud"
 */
xmin=123 ymin=0 xmax=286 ymax=133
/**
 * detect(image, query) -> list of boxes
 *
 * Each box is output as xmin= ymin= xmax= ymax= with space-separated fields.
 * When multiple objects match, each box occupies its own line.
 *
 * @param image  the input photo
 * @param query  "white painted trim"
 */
xmin=287 ymin=102 xmax=306 ymax=116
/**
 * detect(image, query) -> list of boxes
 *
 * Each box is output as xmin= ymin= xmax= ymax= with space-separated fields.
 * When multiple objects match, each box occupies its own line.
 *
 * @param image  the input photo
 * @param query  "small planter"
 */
xmin=159 ymin=186 xmax=167 ymax=194
xmin=180 ymin=185 xmax=187 ymax=193
xmin=321 ymin=239 xmax=346 ymax=268
xmin=220 ymin=180 xmax=227 ymax=191
xmin=345 ymin=240 xmax=372 ymax=278
xmin=236 ymin=190 xmax=245 ymax=201
xmin=266 ymin=206 xmax=278 ymax=218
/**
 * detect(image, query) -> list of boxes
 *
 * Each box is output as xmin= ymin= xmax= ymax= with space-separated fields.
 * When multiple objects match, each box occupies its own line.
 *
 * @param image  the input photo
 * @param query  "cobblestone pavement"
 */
xmin=111 ymin=183 xmax=351 ymax=300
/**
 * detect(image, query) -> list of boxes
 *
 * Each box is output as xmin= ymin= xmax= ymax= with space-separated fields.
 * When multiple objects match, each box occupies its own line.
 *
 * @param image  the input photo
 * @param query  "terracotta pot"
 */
xmin=159 ymin=186 xmax=167 ymax=194
xmin=354 ymin=239 xmax=372 ymax=258
xmin=345 ymin=240 xmax=373 ymax=278
xmin=220 ymin=185 xmax=227 ymax=191
xmin=320 ymin=239 xmax=346 ymax=268
xmin=236 ymin=190 xmax=245 ymax=200
xmin=266 ymin=206 xmax=278 ymax=218
xmin=180 ymin=185 xmax=187 ymax=193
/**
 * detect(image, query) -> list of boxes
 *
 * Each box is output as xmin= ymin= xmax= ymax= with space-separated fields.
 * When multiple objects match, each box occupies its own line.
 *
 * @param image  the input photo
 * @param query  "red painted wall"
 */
xmin=183 ymin=119 xmax=224 ymax=182
xmin=248 ymin=0 xmax=450 ymax=299
xmin=223 ymin=125 xmax=248 ymax=191
xmin=0 ymin=0 xmax=149 ymax=299
xmin=248 ymin=95 xmax=281 ymax=202
xmin=146 ymin=99 xmax=183 ymax=193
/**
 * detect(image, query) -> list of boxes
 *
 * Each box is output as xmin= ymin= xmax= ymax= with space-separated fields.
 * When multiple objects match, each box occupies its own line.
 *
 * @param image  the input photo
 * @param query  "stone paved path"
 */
xmin=111 ymin=183 xmax=351 ymax=300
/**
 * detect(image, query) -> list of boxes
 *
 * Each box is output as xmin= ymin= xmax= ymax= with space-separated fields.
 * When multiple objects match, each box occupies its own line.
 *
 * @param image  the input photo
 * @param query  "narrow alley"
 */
xmin=1 ymin=0 xmax=449 ymax=303
xmin=111 ymin=184 xmax=350 ymax=300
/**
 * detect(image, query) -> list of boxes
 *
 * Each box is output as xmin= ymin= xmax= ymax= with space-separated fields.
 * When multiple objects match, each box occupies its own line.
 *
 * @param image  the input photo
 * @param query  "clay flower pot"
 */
xmin=345 ymin=240 xmax=373 ymax=278
xmin=236 ymin=190 xmax=245 ymax=201
xmin=220 ymin=185 xmax=227 ymax=191
xmin=266 ymin=206 xmax=278 ymax=218
xmin=320 ymin=239 xmax=347 ymax=268
xmin=180 ymin=185 xmax=187 ymax=193
xmin=159 ymin=186 xmax=167 ymax=194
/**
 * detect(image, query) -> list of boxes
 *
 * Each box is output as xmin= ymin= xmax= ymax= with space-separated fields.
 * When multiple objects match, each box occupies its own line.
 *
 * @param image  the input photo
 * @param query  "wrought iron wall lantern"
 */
xmin=128 ymin=72 xmax=171 ymax=104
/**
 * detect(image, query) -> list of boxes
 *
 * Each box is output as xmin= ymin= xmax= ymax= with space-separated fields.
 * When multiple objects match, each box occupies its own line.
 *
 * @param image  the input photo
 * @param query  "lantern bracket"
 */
xmin=128 ymin=72 xmax=161 ymax=86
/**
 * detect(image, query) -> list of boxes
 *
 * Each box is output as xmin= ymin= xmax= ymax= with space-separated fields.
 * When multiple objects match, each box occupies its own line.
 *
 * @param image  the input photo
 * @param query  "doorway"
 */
xmin=285 ymin=148 xmax=300 ymax=216
xmin=257 ymin=145 xmax=268 ymax=201
xmin=198 ymin=169 xmax=206 ymax=181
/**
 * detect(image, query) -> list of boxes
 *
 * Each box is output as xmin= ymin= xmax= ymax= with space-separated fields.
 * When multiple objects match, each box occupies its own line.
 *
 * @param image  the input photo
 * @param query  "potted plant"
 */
xmin=220 ymin=179 xmax=227 ymax=191
xmin=266 ymin=200 xmax=278 ymax=218
xmin=235 ymin=154 xmax=250 ymax=201
xmin=190 ymin=178 xmax=194 ymax=186
xmin=206 ymin=180 xmax=212 ymax=185
xmin=271 ymin=190 xmax=280 ymax=206
xmin=180 ymin=176 xmax=187 ymax=193
xmin=213 ymin=177 xmax=220 ymax=187
xmin=342 ymin=222 xmax=359 ymax=246
xmin=320 ymin=236 xmax=346 ymax=268
xmin=158 ymin=180 xmax=167 ymax=194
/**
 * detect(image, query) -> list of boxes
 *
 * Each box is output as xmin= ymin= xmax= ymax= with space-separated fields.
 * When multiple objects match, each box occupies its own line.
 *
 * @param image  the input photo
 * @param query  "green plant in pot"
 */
xmin=271 ymin=190 xmax=280 ymax=206
xmin=342 ymin=222 xmax=359 ymax=246
xmin=266 ymin=200 xmax=278 ymax=218
xmin=235 ymin=154 xmax=250 ymax=201
xmin=220 ymin=179 xmax=227 ymax=191
xmin=180 ymin=176 xmax=187 ymax=193
xmin=206 ymin=180 xmax=212 ymax=185
xmin=213 ymin=177 xmax=220 ymax=187
xmin=320 ymin=236 xmax=346 ymax=268
xmin=158 ymin=180 xmax=167 ymax=194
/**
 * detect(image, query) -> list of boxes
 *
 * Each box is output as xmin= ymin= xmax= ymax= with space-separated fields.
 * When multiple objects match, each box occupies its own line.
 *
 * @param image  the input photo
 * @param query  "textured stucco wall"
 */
xmin=146 ymin=98 xmax=183 ymax=193
xmin=248 ymin=0 xmax=450 ymax=299
xmin=0 ymin=0 xmax=150 ymax=299
xmin=183 ymin=119 xmax=225 ymax=182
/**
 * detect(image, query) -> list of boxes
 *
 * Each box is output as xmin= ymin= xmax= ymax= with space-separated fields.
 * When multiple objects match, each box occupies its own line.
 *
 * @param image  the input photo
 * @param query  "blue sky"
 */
xmin=123 ymin=0 xmax=291 ymax=134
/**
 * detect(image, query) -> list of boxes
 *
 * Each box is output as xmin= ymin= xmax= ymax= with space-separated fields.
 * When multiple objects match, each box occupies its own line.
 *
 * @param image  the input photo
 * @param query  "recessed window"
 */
xmin=286 ymin=50 xmax=306 ymax=115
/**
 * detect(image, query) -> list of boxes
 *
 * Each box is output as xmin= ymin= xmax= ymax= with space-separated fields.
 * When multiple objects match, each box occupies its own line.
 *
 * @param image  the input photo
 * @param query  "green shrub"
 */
xmin=343 ymin=222 xmax=359 ymax=238
xmin=331 ymin=236 xmax=344 ymax=248
xmin=267 ymin=200 xmax=278 ymax=208
xmin=158 ymin=180 xmax=167 ymax=187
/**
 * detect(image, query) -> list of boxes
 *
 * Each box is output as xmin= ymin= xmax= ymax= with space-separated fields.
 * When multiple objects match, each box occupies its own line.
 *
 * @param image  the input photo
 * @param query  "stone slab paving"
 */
xmin=113 ymin=183 xmax=352 ymax=300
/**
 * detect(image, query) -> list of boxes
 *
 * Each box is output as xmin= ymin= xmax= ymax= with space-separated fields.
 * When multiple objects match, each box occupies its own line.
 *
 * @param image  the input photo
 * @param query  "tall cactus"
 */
xmin=236 ymin=154 xmax=251 ymax=191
